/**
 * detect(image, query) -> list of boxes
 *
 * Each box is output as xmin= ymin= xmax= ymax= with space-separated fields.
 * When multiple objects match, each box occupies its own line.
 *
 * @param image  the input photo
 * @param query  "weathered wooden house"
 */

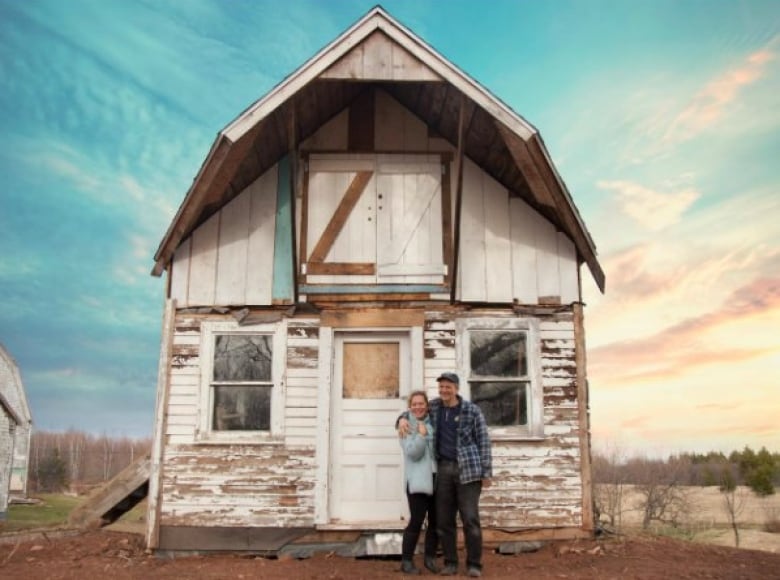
xmin=148 ymin=7 xmax=604 ymax=553
xmin=0 ymin=343 xmax=33 ymax=519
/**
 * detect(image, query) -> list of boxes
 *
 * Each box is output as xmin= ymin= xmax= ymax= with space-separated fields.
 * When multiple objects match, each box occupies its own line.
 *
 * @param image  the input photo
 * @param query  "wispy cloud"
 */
xmin=596 ymin=180 xmax=700 ymax=231
xmin=664 ymin=37 xmax=778 ymax=144
xmin=589 ymin=276 xmax=780 ymax=386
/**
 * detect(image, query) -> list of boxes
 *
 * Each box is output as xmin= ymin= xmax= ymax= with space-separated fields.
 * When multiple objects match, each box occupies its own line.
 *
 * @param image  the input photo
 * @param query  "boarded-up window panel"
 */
xmin=343 ymin=342 xmax=399 ymax=399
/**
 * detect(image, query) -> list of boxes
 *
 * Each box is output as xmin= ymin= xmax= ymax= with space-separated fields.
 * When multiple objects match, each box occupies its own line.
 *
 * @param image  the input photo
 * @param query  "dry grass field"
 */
xmin=598 ymin=484 xmax=780 ymax=553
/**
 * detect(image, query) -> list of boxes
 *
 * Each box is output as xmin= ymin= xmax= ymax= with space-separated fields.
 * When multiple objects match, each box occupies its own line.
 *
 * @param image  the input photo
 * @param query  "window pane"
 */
xmin=470 ymin=331 xmax=527 ymax=377
xmin=213 ymin=334 xmax=272 ymax=382
xmin=343 ymin=342 xmax=399 ymax=399
xmin=212 ymin=386 xmax=271 ymax=431
xmin=471 ymin=381 xmax=527 ymax=426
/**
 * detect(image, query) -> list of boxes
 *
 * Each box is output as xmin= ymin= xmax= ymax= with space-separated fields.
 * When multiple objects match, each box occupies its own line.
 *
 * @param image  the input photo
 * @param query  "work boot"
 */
xmin=400 ymin=559 xmax=421 ymax=575
xmin=424 ymin=556 xmax=441 ymax=574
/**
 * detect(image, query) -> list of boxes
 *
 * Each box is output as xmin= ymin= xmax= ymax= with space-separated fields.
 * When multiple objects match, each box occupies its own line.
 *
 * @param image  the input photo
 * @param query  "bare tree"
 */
xmin=719 ymin=478 xmax=748 ymax=547
xmin=592 ymin=443 xmax=627 ymax=532
xmin=630 ymin=455 xmax=693 ymax=530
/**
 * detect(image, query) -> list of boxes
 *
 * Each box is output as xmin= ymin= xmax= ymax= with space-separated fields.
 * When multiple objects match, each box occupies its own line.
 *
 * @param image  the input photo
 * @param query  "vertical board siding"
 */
xmin=459 ymin=160 xmax=580 ymax=305
xmin=215 ymin=189 xmax=250 ymax=305
xmin=187 ymin=214 xmax=219 ymax=305
xmin=459 ymin=159 xmax=487 ymax=300
xmin=169 ymin=167 xmax=279 ymax=308
xmin=246 ymin=166 xmax=279 ymax=304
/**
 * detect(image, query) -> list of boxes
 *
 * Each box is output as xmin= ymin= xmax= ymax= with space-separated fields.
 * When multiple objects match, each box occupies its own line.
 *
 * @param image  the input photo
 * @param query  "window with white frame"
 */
xmin=199 ymin=320 xmax=285 ymax=441
xmin=459 ymin=319 xmax=543 ymax=439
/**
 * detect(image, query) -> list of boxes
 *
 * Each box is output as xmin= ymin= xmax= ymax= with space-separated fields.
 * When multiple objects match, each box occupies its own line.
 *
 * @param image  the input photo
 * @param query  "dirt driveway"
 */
xmin=1 ymin=529 xmax=779 ymax=580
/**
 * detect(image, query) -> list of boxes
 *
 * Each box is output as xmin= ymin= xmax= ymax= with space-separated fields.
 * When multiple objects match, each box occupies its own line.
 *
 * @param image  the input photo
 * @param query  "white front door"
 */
xmin=329 ymin=331 xmax=410 ymax=525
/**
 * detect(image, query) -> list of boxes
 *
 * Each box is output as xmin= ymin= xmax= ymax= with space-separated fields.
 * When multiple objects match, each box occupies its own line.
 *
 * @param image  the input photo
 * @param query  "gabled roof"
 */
xmin=153 ymin=6 xmax=604 ymax=291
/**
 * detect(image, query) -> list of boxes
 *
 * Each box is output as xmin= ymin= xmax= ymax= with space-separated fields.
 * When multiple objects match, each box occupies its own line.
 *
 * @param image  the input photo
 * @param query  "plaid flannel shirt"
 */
xmin=428 ymin=395 xmax=492 ymax=484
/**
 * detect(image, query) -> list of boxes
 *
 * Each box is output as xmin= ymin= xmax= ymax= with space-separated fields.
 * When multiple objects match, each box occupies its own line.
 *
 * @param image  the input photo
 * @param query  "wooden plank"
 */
xmin=535 ymin=216 xmax=561 ymax=300
xmin=321 ymin=309 xmax=424 ymax=328
xmin=573 ymin=302 xmax=594 ymax=532
xmin=169 ymin=238 xmax=191 ymax=307
xmin=146 ymin=299 xmax=176 ymax=549
xmin=441 ymin=157 xmax=453 ymax=287
xmin=187 ymin=213 xmax=219 ymax=305
xmin=509 ymin=198 xmax=538 ymax=304
xmin=70 ymin=455 xmax=151 ymax=528
xmin=215 ymin=187 xmax=250 ymax=305
xmin=458 ymin=158 xmax=486 ymax=301
xmin=246 ymin=165 xmax=278 ymax=305
xmin=306 ymin=262 xmax=375 ymax=275
xmin=272 ymin=155 xmax=294 ymax=303
xmin=482 ymin=170 xmax=513 ymax=302
xmin=558 ymin=233 xmax=580 ymax=304
xmin=309 ymin=293 xmax=430 ymax=302
xmin=308 ymin=171 xmax=374 ymax=262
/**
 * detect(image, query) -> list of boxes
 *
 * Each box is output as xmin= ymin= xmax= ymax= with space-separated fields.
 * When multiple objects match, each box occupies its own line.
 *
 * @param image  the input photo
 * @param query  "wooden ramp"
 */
xmin=68 ymin=454 xmax=150 ymax=528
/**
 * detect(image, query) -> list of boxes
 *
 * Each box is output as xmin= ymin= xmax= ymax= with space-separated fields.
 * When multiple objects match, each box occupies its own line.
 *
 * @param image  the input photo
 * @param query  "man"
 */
xmin=399 ymin=372 xmax=492 ymax=577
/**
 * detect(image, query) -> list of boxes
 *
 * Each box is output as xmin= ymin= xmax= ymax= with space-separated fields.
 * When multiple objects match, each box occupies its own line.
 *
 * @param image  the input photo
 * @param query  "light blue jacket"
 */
xmin=400 ymin=414 xmax=436 ymax=495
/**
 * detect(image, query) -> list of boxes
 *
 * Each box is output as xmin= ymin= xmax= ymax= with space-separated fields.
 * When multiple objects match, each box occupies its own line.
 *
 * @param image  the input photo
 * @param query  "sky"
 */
xmin=0 ymin=0 xmax=778 ymax=458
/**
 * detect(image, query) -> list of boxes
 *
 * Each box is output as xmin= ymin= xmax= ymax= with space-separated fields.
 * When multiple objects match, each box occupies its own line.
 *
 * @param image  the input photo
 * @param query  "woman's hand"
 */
xmin=417 ymin=422 xmax=428 ymax=436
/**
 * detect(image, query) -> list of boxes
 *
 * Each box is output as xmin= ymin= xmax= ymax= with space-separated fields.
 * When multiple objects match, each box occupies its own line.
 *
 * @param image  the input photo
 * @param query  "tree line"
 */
xmin=593 ymin=446 xmax=780 ymax=495
xmin=592 ymin=445 xmax=779 ymax=545
xmin=29 ymin=429 xmax=152 ymax=493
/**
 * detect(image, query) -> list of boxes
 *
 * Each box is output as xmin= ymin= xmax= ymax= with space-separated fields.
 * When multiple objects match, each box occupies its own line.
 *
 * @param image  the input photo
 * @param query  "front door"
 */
xmin=329 ymin=331 xmax=410 ymax=525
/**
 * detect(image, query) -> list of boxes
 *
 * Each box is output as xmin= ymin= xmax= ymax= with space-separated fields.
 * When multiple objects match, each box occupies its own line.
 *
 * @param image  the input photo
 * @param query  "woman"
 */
xmin=399 ymin=390 xmax=439 ymax=575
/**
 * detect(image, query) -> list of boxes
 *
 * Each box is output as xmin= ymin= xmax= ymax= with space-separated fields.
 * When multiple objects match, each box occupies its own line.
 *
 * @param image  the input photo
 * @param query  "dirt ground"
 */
xmin=1 ymin=528 xmax=779 ymax=580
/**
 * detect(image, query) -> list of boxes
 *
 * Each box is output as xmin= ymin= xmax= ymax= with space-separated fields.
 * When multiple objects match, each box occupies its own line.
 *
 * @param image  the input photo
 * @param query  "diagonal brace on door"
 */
xmin=308 ymin=170 xmax=374 ymax=263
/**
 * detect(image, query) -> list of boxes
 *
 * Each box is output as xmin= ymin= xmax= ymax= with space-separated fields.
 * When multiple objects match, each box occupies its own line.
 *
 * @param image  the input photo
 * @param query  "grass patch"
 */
xmin=1 ymin=494 xmax=82 ymax=532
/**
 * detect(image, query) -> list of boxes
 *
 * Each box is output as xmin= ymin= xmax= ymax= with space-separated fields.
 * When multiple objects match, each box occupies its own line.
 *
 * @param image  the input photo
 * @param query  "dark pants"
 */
xmin=402 ymin=486 xmax=438 ymax=560
xmin=435 ymin=459 xmax=483 ymax=570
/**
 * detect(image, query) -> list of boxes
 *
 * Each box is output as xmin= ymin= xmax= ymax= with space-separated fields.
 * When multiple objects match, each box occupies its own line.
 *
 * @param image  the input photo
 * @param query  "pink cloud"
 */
xmin=664 ymin=41 xmax=777 ymax=143
xmin=589 ymin=276 xmax=780 ymax=385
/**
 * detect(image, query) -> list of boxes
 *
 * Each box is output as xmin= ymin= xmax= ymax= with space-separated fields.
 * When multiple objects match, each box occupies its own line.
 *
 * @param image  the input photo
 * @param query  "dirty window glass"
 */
xmin=211 ymin=334 xmax=273 ymax=431
xmin=469 ymin=331 xmax=529 ymax=427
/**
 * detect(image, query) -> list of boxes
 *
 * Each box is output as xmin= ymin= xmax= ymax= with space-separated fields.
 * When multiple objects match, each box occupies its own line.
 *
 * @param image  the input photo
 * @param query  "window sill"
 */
xmin=193 ymin=432 xmax=285 ymax=446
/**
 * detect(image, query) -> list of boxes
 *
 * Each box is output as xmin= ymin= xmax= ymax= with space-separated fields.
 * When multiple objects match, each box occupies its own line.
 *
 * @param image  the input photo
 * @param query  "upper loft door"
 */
xmin=302 ymin=154 xmax=447 ymax=287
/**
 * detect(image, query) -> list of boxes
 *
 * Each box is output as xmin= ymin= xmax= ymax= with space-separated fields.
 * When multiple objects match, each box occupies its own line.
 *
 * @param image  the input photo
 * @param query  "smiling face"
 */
xmin=437 ymin=379 xmax=459 ymax=407
xmin=409 ymin=393 xmax=429 ymax=419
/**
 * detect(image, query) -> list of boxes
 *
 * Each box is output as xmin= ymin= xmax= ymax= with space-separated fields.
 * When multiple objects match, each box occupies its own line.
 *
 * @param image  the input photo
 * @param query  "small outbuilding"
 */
xmin=148 ymin=6 xmax=604 ymax=553
xmin=0 ymin=344 xmax=33 ymax=518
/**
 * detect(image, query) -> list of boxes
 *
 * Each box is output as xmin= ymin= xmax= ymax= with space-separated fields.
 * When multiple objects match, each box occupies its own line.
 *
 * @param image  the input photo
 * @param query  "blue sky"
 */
xmin=1 ymin=0 xmax=778 ymax=456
